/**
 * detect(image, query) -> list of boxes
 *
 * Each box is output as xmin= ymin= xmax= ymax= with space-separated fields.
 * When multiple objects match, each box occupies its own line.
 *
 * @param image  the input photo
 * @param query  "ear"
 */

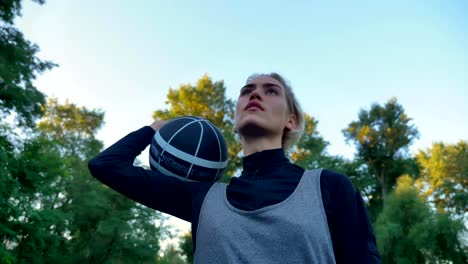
xmin=285 ymin=114 xmax=297 ymax=131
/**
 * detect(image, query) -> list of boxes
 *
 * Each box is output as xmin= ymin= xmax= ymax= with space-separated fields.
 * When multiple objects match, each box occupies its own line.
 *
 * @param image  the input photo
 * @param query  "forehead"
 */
xmin=245 ymin=76 xmax=284 ymax=89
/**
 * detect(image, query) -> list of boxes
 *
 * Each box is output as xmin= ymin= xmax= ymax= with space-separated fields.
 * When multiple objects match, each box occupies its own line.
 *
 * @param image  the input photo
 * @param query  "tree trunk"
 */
xmin=381 ymin=180 xmax=388 ymax=200
xmin=369 ymin=159 xmax=388 ymax=200
xmin=17 ymin=235 xmax=24 ymax=264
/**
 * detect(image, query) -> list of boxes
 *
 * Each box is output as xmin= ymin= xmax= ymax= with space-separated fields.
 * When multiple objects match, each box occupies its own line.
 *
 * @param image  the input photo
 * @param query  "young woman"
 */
xmin=88 ymin=73 xmax=381 ymax=263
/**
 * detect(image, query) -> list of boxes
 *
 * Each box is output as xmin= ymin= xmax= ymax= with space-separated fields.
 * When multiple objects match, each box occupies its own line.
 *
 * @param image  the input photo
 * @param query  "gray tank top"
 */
xmin=194 ymin=169 xmax=336 ymax=264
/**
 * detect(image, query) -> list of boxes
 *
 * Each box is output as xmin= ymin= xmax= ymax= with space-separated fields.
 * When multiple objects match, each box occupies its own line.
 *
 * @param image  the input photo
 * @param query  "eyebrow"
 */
xmin=240 ymin=82 xmax=282 ymax=92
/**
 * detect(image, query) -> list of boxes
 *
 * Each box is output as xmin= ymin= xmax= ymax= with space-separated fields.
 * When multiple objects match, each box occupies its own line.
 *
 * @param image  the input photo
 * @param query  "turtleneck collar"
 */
xmin=242 ymin=148 xmax=290 ymax=171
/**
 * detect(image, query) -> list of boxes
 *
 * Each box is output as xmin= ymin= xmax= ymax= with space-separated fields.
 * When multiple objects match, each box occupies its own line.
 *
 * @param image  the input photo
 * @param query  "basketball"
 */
xmin=149 ymin=116 xmax=229 ymax=182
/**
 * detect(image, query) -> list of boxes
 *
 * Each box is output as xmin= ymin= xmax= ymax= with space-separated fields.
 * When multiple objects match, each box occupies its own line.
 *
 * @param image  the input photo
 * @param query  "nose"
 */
xmin=249 ymin=88 xmax=262 ymax=101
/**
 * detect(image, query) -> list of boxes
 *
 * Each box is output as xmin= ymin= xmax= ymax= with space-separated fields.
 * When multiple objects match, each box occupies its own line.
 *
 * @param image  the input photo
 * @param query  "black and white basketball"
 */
xmin=149 ymin=116 xmax=228 ymax=182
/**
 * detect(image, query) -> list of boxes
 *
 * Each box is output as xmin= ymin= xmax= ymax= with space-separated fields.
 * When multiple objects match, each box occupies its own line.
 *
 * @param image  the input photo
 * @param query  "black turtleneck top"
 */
xmin=88 ymin=126 xmax=381 ymax=263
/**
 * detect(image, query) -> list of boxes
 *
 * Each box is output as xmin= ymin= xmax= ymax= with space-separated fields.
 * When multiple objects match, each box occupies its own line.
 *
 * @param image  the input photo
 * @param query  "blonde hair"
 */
xmin=245 ymin=73 xmax=305 ymax=150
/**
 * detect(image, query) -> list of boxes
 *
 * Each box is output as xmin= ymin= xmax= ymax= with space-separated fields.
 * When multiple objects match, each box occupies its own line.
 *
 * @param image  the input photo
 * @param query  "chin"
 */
xmin=237 ymin=120 xmax=270 ymax=137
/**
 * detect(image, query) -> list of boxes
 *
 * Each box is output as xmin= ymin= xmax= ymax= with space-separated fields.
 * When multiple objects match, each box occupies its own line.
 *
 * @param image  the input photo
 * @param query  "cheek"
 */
xmin=235 ymin=100 xmax=241 ymax=111
xmin=234 ymin=101 xmax=242 ymax=120
xmin=272 ymin=100 xmax=289 ymax=115
xmin=235 ymin=97 xmax=247 ymax=112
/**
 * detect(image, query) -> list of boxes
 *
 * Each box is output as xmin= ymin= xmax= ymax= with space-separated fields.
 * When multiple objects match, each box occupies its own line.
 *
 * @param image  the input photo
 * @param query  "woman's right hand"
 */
xmin=150 ymin=120 xmax=166 ymax=131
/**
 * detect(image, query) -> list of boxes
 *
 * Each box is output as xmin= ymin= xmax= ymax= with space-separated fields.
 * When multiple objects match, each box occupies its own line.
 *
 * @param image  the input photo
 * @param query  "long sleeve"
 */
xmin=357 ymin=192 xmax=382 ymax=263
xmin=321 ymin=170 xmax=381 ymax=263
xmin=88 ymin=126 xmax=205 ymax=222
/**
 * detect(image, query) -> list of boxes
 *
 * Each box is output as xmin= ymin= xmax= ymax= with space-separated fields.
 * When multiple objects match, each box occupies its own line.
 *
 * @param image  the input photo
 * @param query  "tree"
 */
xmin=0 ymin=0 xmax=45 ymax=24
xmin=416 ymin=141 xmax=467 ymax=218
xmin=157 ymin=244 xmax=187 ymax=264
xmin=375 ymin=175 xmax=467 ymax=264
xmin=152 ymin=74 xmax=242 ymax=181
xmin=0 ymin=99 xmax=106 ymax=263
xmin=0 ymin=1 xmax=56 ymax=128
xmin=37 ymin=99 xmax=170 ymax=263
xmin=0 ymin=125 xmax=18 ymax=264
xmin=37 ymin=98 xmax=104 ymax=157
xmin=0 ymin=123 xmax=74 ymax=264
xmin=0 ymin=97 xmax=173 ymax=263
xmin=343 ymin=97 xmax=419 ymax=199
xmin=179 ymin=232 xmax=193 ymax=264
xmin=0 ymin=7 xmax=59 ymax=255
xmin=288 ymin=114 xmax=328 ymax=168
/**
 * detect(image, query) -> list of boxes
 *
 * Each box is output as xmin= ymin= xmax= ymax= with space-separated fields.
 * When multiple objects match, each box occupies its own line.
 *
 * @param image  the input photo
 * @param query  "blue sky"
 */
xmin=14 ymin=0 xmax=468 ymax=241
xmin=16 ymin=0 xmax=467 ymax=160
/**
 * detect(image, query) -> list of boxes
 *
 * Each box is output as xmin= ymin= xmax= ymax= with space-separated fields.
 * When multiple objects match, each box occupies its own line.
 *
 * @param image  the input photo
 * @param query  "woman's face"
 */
xmin=235 ymin=76 xmax=295 ymax=138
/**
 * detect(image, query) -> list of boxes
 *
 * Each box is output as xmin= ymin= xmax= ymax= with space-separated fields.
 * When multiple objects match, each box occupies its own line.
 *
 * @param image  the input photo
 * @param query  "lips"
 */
xmin=244 ymin=100 xmax=264 ymax=111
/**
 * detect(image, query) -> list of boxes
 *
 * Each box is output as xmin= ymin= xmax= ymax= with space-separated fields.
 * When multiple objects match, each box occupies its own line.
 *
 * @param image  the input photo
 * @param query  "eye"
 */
xmin=266 ymin=88 xmax=279 ymax=96
xmin=240 ymin=88 xmax=252 ymax=96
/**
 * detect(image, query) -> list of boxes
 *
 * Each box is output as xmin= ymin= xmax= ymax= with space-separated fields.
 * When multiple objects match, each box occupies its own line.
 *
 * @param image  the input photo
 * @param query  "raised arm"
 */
xmin=88 ymin=123 xmax=205 ymax=222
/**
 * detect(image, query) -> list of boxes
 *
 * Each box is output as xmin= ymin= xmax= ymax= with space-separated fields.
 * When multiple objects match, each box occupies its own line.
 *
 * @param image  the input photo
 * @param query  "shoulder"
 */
xmin=317 ymin=169 xmax=358 ymax=212
xmin=320 ymin=169 xmax=356 ymax=193
xmin=187 ymin=181 xmax=218 ymax=207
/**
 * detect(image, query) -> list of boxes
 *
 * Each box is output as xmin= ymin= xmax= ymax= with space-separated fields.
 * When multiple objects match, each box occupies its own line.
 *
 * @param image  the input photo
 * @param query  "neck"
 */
xmin=241 ymin=135 xmax=282 ymax=156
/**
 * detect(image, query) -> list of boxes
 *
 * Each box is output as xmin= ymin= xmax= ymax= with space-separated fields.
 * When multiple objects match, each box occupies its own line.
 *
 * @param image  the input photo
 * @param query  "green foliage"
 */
xmin=179 ymin=232 xmax=193 ymax=264
xmin=288 ymin=114 xmax=328 ymax=168
xmin=0 ymin=1 xmax=175 ymax=260
xmin=0 ymin=0 xmax=45 ymax=24
xmin=343 ymin=97 xmax=419 ymax=199
xmin=0 ymin=2 xmax=59 ymax=258
xmin=0 ymin=25 xmax=56 ymax=127
xmin=152 ymin=74 xmax=242 ymax=181
xmin=37 ymin=99 xmax=168 ymax=263
xmin=67 ymin=190 xmax=167 ymax=263
xmin=416 ymin=141 xmax=467 ymax=217
xmin=38 ymin=97 xmax=104 ymax=158
xmin=0 ymin=132 xmax=69 ymax=264
xmin=375 ymin=175 xmax=467 ymax=264
xmin=157 ymin=244 xmax=187 ymax=264
xmin=321 ymin=157 xmax=384 ymax=221
xmin=0 ymin=0 xmax=55 ymax=128
xmin=38 ymin=98 xmax=104 ymax=138
xmin=1 ymin=3 xmax=464 ymax=259
xmin=1 ymin=98 xmax=174 ymax=263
